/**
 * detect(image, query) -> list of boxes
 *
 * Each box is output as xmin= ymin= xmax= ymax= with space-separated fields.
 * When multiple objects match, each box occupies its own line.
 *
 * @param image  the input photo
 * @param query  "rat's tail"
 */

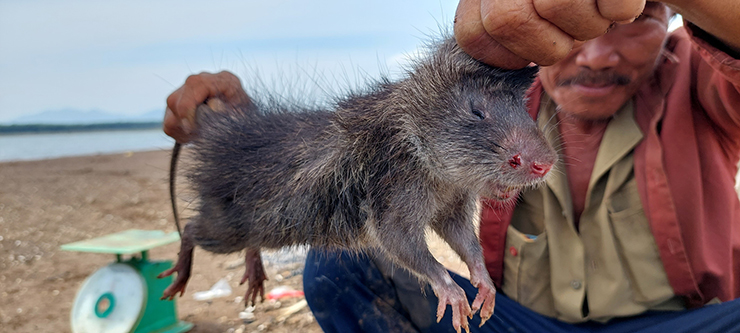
xmin=170 ymin=142 xmax=183 ymax=236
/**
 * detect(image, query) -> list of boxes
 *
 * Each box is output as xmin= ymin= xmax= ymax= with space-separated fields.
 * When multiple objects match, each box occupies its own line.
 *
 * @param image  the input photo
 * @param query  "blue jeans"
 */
xmin=303 ymin=249 xmax=740 ymax=333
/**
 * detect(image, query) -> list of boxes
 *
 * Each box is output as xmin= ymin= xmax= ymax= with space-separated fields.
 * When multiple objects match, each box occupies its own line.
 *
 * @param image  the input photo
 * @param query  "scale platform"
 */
xmin=62 ymin=229 xmax=193 ymax=333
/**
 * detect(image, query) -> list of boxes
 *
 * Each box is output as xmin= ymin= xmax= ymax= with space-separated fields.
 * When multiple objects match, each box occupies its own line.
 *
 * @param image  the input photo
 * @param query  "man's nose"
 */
xmin=574 ymin=37 xmax=620 ymax=71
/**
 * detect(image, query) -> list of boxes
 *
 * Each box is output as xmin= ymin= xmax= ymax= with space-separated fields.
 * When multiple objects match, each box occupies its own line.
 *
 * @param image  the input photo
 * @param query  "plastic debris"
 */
xmin=192 ymin=278 xmax=232 ymax=301
xmin=266 ymin=286 xmax=304 ymax=300
xmin=239 ymin=310 xmax=255 ymax=323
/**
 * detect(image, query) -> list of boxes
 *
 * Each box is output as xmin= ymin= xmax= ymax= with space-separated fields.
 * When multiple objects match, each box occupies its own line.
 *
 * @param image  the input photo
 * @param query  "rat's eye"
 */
xmin=472 ymin=108 xmax=485 ymax=120
xmin=469 ymin=100 xmax=485 ymax=120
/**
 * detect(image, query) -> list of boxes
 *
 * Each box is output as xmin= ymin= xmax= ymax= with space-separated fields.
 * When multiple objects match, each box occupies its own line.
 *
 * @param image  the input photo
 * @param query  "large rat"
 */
xmin=159 ymin=36 xmax=556 ymax=332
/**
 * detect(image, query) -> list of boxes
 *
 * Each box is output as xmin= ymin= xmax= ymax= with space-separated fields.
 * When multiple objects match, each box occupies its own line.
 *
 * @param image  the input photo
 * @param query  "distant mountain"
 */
xmin=5 ymin=108 xmax=163 ymax=125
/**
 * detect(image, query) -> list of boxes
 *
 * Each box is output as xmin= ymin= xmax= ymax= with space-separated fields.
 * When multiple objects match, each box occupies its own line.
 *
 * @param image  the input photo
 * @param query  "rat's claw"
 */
xmin=157 ymin=266 xmax=177 ymax=279
xmin=159 ymin=235 xmax=194 ymax=301
xmin=452 ymin=301 xmax=461 ymax=332
xmin=240 ymin=248 xmax=267 ymax=306
xmin=469 ymin=272 xmax=496 ymax=325
xmin=459 ymin=303 xmax=471 ymax=333
xmin=158 ymin=260 xmax=192 ymax=301
xmin=160 ymin=280 xmax=187 ymax=301
xmin=244 ymin=282 xmax=265 ymax=306
xmin=436 ymin=298 xmax=446 ymax=323
xmin=477 ymin=284 xmax=496 ymax=323
xmin=451 ymin=300 xmax=471 ymax=333
xmin=433 ymin=283 xmax=472 ymax=331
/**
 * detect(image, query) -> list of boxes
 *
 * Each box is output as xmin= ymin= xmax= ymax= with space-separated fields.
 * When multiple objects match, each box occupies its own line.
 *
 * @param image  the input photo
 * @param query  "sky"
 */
xmin=0 ymin=0 xmax=459 ymax=123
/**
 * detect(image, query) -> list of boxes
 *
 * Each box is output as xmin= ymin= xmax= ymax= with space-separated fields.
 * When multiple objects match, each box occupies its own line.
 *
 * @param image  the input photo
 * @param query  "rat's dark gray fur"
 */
xmin=163 ymin=36 xmax=556 ymax=328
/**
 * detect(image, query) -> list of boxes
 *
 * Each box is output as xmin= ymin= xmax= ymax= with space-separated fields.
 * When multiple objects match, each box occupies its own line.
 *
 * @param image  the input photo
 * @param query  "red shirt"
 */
xmin=480 ymin=25 xmax=740 ymax=308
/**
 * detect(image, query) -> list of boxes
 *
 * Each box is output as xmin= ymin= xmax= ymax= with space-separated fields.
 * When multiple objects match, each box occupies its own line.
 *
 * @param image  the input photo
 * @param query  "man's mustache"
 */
xmin=557 ymin=70 xmax=631 ymax=87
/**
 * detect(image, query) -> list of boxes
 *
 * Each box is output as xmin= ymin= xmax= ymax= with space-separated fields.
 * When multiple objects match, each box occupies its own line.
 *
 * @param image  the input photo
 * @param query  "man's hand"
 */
xmin=163 ymin=71 xmax=250 ymax=143
xmin=454 ymin=0 xmax=646 ymax=69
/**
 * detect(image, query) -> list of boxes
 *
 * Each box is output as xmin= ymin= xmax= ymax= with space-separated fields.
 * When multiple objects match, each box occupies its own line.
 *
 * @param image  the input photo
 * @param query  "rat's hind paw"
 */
xmin=158 ymin=246 xmax=194 ymax=300
xmin=159 ymin=265 xmax=191 ymax=300
xmin=240 ymin=249 xmax=267 ymax=306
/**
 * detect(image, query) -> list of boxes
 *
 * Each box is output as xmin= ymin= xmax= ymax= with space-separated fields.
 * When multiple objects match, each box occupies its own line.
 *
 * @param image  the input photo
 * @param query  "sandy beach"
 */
xmin=0 ymin=149 xmax=466 ymax=333
xmin=0 ymin=149 xmax=320 ymax=333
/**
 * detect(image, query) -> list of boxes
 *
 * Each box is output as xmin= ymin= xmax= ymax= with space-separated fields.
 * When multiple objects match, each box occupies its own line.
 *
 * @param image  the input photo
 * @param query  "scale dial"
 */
xmin=71 ymin=263 xmax=146 ymax=333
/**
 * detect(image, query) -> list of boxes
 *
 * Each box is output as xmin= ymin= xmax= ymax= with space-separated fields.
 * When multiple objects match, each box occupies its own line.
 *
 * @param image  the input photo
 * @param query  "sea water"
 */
xmin=0 ymin=129 xmax=174 ymax=162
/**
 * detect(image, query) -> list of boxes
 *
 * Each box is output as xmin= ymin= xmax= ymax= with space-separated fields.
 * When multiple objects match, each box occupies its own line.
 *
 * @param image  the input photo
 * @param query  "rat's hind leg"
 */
xmin=240 ymin=248 xmax=267 ymax=306
xmin=159 ymin=223 xmax=196 ymax=300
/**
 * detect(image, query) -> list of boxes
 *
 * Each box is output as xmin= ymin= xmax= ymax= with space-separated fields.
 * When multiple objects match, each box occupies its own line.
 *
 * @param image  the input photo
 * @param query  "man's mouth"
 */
xmin=572 ymin=83 xmax=619 ymax=97
xmin=558 ymin=71 xmax=631 ymax=90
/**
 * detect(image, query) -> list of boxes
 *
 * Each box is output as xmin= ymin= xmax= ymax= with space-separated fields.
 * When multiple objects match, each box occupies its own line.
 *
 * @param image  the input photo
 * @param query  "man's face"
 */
xmin=539 ymin=3 xmax=671 ymax=120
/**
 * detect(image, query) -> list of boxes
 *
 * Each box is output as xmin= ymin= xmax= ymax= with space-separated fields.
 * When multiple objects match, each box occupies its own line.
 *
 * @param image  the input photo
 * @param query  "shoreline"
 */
xmin=0 ymin=147 xmax=172 ymax=164
xmin=0 ymin=128 xmax=174 ymax=163
xmin=0 ymin=122 xmax=162 ymax=136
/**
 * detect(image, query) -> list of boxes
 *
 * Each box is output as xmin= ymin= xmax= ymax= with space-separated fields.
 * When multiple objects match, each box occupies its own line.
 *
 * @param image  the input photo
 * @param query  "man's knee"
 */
xmin=303 ymin=249 xmax=340 ymax=309
xmin=303 ymin=249 xmax=412 ymax=333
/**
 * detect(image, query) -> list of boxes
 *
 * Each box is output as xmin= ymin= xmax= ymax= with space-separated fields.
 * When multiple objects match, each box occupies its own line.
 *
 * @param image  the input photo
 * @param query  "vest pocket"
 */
xmin=502 ymin=225 xmax=555 ymax=317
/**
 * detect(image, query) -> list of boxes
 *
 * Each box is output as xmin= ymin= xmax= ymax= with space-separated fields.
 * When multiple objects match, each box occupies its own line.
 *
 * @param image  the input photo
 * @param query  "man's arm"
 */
xmin=665 ymin=0 xmax=740 ymax=55
xmin=454 ymin=0 xmax=740 ymax=69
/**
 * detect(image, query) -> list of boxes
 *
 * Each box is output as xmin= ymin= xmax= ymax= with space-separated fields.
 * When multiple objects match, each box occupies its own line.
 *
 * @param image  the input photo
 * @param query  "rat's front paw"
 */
xmin=470 ymin=277 xmax=496 ymax=326
xmin=434 ymin=282 xmax=472 ymax=333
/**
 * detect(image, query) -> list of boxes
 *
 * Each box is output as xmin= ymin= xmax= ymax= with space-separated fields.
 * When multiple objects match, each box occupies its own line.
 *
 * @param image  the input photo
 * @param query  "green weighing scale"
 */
xmin=61 ymin=229 xmax=193 ymax=333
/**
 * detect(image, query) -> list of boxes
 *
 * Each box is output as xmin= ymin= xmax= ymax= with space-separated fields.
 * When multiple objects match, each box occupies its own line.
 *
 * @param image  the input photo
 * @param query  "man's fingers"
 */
xmin=176 ymin=73 xmax=215 ymax=121
xmin=170 ymin=71 xmax=249 ymax=119
xmin=480 ymin=0 xmax=574 ymax=66
xmin=163 ymin=107 xmax=192 ymax=144
xmin=533 ymin=0 xmax=613 ymax=41
xmin=163 ymin=71 xmax=250 ymax=143
xmin=454 ymin=0 xmax=531 ymax=69
xmin=597 ymin=0 xmax=645 ymax=22
xmin=455 ymin=0 xmax=649 ymax=68
xmin=165 ymin=86 xmax=184 ymax=117
xmin=217 ymin=71 xmax=251 ymax=105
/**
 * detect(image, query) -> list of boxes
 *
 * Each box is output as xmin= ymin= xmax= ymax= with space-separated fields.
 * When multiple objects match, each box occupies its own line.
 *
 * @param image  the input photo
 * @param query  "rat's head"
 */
xmin=404 ymin=38 xmax=557 ymax=200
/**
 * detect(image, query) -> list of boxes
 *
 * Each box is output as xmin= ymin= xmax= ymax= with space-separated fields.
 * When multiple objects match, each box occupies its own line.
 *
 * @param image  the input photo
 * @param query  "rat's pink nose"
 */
xmin=530 ymin=162 xmax=552 ymax=177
